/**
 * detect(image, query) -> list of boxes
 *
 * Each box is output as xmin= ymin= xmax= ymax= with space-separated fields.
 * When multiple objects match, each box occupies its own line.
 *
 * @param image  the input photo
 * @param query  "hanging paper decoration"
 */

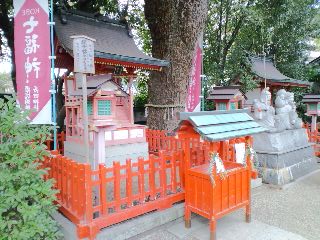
xmin=208 ymin=152 xmax=226 ymax=186
xmin=235 ymin=142 xmax=246 ymax=165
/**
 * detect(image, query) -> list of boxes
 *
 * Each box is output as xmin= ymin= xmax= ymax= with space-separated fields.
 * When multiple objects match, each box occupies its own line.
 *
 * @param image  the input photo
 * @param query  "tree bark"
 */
xmin=144 ymin=0 xmax=208 ymax=131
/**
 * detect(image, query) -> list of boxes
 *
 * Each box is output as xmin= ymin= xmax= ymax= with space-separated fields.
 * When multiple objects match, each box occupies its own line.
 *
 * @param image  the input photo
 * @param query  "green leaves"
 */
xmin=0 ymin=97 xmax=61 ymax=239
xmin=203 ymin=0 xmax=320 ymax=91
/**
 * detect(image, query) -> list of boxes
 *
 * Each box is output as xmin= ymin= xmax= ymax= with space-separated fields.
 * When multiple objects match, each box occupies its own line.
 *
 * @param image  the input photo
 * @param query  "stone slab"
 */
xmin=53 ymin=203 xmax=184 ymax=240
xmin=253 ymin=128 xmax=309 ymax=153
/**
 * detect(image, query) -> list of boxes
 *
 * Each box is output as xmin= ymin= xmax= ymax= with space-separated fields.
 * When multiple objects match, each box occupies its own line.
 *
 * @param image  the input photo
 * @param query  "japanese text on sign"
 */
xmin=71 ymin=36 xmax=95 ymax=74
xmin=23 ymin=15 xmax=41 ymax=111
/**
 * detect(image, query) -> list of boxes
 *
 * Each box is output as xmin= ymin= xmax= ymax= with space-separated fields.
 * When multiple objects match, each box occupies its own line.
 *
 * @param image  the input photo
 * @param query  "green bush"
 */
xmin=0 ymin=97 xmax=61 ymax=240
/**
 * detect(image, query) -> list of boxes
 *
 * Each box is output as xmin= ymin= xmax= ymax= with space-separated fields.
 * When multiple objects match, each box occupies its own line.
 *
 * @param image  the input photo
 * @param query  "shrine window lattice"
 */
xmin=218 ymin=102 xmax=227 ymax=110
xmin=98 ymin=100 xmax=112 ymax=116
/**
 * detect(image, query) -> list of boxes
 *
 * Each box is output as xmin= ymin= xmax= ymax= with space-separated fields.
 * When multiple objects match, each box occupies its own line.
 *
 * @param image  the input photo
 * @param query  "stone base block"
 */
xmin=256 ymin=145 xmax=318 ymax=185
xmin=253 ymin=128 xmax=309 ymax=153
xmin=64 ymin=141 xmax=148 ymax=167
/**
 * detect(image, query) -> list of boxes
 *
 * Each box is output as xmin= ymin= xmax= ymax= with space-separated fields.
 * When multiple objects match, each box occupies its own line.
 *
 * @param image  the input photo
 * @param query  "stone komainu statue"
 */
xmin=253 ymin=87 xmax=277 ymax=132
xmin=253 ymin=88 xmax=302 ymax=132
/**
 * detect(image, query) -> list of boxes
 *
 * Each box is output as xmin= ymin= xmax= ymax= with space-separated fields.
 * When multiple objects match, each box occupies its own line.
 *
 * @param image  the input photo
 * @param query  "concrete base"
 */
xmin=64 ymin=141 xmax=148 ymax=167
xmin=53 ymin=203 xmax=184 ymax=240
xmin=54 ymin=181 xmax=261 ymax=240
xmin=253 ymin=129 xmax=318 ymax=185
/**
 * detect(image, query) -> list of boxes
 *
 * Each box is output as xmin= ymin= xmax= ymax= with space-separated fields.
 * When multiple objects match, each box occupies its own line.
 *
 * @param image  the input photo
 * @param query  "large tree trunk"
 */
xmin=144 ymin=0 xmax=208 ymax=131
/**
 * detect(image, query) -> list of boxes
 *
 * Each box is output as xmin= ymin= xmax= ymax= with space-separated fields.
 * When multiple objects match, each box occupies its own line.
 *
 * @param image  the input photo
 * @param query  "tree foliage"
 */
xmin=0 ymin=72 xmax=13 ymax=93
xmin=1 ymin=0 xmax=320 ymax=129
xmin=204 ymin=0 xmax=320 ymax=88
xmin=0 ymin=97 xmax=60 ymax=240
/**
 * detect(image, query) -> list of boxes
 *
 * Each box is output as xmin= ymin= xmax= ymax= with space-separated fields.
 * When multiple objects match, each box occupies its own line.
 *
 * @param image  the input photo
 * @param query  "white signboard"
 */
xmin=71 ymin=35 xmax=95 ymax=74
xmin=114 ymin=130 xmax=128 ymax=140
xmin=235 ymin=143 xmax=246 ymax=165
xmin=130 ymin=129 xmax=144 ymax=138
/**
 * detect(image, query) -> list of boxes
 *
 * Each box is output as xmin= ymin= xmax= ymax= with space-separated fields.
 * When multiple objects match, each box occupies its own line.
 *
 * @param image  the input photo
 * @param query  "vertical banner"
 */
xmin=14 ymin=0 xmax=51 ymax=124
xmin=186 ymin=40 xmax=202 ymax=112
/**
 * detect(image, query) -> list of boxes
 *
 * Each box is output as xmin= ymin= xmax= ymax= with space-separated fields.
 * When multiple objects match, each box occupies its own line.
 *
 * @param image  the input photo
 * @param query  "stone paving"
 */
xmin=250 ymin=169 xmax=320 ymax=240
xmin=129 ymin=169 xmax=320 ymax=240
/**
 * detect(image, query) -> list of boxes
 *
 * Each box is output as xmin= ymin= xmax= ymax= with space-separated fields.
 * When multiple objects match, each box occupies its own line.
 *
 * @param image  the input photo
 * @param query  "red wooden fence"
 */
xmin=146 ymin=129 xmax=180 ymax=153
xmin=303 ymin=123 xmax=320 ymax=157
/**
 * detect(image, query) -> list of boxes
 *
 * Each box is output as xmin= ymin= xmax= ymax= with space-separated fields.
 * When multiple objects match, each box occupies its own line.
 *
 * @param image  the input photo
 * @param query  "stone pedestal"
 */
xmin=64 ymin=141 xmax=148 ymax=167
xmin=253 ymin=128 xmax=318 ymax=185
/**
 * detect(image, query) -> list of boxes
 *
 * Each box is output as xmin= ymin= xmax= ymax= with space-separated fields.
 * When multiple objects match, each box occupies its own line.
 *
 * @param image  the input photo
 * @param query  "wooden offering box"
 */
xmin=186 ymin=159 xmax=252 ymax=240
xmin=176 ymin=110 xmax=265 ymax=240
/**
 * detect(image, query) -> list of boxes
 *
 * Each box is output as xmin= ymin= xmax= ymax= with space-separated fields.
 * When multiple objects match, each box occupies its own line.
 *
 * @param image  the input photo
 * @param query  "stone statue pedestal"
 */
xmin=253 ymin=128 xmax=318 ymax=185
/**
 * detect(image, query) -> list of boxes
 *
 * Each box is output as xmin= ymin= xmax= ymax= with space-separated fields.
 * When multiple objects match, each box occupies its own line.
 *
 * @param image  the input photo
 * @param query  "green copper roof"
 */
xmin=178 ymin=109 xmax=266 ymax=141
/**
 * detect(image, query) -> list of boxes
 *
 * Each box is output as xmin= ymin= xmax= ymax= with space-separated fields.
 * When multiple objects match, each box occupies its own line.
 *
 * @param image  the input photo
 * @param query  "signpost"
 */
xmin=71 ymin=35 xmax=95 ymax=165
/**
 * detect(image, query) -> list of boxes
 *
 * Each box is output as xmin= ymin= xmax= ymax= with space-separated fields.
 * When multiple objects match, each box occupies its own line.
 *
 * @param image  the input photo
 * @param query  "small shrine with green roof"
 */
xmin=206 ymin=85 xmax=246 ymax=111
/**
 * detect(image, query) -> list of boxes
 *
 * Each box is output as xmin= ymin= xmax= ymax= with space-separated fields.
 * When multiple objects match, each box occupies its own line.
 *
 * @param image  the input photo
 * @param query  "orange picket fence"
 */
xmin=43 ymin=149 xmax=189 ymax=239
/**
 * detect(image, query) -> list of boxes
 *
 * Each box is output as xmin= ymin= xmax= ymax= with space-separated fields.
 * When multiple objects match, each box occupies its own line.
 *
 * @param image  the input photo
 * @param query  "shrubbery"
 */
xmin=0 ymin=97 xmax=61 ymax=239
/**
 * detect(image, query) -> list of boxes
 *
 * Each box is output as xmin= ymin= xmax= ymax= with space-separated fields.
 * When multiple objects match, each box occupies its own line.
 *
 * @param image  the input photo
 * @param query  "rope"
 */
xmin=144 ymin=104 xmax=184 ymax=119
xmin=145 ymin=104 xmax=185 ymax=108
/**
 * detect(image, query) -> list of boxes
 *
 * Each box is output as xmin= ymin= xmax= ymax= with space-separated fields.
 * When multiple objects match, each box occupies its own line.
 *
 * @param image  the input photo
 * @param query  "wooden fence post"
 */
xmin=99 ymin=164 xmax=107 ymax=216
xmin=159 ymin=150 xmax=167 ymax=197
xmin=70 ymin=160 xmax=77 ymax=213
xmin=171 ymin=151 xmax=177 ymax=193
xmin=113 ymin=162 xmax=121 ymax=212
xmin=126 ymin=159 xmax=133 ymax=206
xmin=84 ymin=164 xmax=93 ymax=224
xmin=149 ymin=155 xmax=156 ymax=200
xmin=138 ymin=157 xmax=145 ymax=202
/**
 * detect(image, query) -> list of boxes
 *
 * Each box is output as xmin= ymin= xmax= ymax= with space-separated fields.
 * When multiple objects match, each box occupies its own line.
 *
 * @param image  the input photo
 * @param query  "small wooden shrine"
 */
xmin=302 ymin=95 xmax=320 ymax=132
xmin=243 ymin=55 xmax=311 ymax=108
xmin=54 ymin=11 xmax=168 ymax=166
xmin=206 ymin=85 xmax=246 ymax=110
xmin=175 ymin=110 xmax=266 ymax=240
